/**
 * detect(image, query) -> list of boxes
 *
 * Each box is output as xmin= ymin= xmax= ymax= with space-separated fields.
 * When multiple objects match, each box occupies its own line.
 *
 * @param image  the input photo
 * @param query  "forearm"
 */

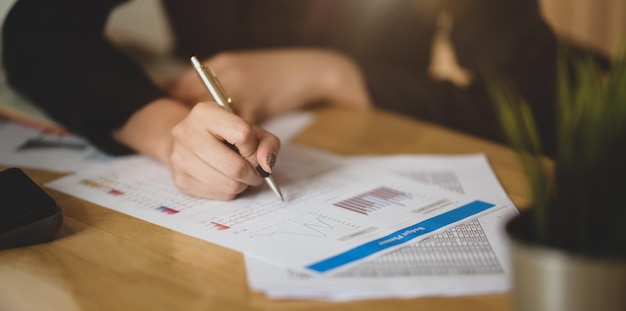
xmin=113 ymin=98 xmax=190 ymax=164
xmin=313 ymin=50 xmax=373 ymax=110
xmin=162 ymin=49 xmax=373 ymax=124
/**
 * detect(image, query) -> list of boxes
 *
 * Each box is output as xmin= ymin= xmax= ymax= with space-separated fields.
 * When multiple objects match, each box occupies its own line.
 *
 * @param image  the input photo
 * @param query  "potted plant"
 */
xmin=488 ymin=45 xmax=626 ymax=311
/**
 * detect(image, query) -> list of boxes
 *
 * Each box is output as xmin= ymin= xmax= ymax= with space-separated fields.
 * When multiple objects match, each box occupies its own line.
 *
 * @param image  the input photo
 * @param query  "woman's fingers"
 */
xmin=169 ymin=139 xmax=249 ymax=200
xmin=254 ymin=126 xmax=281 ymax=174
xmin=169 ymin=101 xmax=281 ymax=200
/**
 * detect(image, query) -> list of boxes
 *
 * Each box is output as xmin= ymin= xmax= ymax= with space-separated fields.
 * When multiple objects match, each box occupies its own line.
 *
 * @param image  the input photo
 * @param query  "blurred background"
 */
xmin=1 ymin=0 xmax=625 ymax=125
xmin=541 ymin=0 xmax=625 ymax=58
xmin=101 ymin=0 xmax=626 ymax=61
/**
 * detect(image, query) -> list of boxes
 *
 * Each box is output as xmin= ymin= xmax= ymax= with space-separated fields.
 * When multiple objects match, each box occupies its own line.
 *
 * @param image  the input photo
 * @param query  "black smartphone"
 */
xmin=0 ymin=168 xmax=63 ymax=250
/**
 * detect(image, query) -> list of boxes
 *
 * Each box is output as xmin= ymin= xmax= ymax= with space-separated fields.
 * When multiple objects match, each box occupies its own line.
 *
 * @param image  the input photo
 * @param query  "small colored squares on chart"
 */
xmin=210 ymin=222 xmax=230 ymax=231
xmin=80 ymin=179 xmax=103 ymax=188
xmin=156 ymin=205 xmax=179 ymax=214
xmin=108 ymin=189 xmax=124 ymax=196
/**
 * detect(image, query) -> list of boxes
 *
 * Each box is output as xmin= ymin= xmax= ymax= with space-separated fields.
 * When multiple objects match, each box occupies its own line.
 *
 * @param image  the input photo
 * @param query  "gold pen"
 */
xmin=190 ymin=56 xmax=285 ymax=201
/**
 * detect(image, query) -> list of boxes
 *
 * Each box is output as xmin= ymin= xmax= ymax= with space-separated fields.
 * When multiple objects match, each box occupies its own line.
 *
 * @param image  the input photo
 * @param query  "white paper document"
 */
xmin=46 ymin=145 xmax=499 ymax=275
xmin=0 ymin=117 xmax=112 ymax=172
xmin=245 ymin=154 xmax=519 ymax=300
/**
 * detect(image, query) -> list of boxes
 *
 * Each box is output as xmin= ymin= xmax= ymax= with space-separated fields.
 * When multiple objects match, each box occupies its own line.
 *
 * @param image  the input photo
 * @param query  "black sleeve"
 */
xmin=2 ymin=0 xmax=168 ymax=155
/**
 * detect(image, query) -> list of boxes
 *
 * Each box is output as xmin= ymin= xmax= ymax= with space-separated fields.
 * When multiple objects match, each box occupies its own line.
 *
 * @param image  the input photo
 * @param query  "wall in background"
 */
xmin=102 ymin=0 xmax=625 ymax=59
xmin=540 ymin=0 xmax=626 ymax=57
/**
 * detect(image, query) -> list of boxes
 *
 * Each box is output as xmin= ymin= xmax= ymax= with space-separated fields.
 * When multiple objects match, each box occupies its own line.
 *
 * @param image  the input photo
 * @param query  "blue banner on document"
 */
xmin=306 ymin=200 xmax=495 ymax=273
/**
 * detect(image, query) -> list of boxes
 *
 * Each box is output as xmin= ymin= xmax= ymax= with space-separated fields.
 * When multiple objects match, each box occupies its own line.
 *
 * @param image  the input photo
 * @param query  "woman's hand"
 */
xmin=113 ymin=98 xmax=280 ymax=200
xmin=169 ymin=101 xmax=280 ymax=200
xmin=163 ymin=48 xmax=372 ymax=124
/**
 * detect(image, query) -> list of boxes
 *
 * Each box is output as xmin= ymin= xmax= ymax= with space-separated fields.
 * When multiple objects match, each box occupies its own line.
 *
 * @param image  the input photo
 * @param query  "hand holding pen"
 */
xmin=187 ymin=56 xmax=284 ymax=201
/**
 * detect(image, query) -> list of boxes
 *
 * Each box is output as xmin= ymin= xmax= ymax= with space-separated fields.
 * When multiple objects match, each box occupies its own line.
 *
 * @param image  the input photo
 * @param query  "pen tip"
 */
xmin=277 ymin=191 xmax=285 ymax=202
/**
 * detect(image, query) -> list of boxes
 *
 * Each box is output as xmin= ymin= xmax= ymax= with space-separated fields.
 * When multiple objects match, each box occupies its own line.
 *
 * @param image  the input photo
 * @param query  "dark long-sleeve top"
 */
xmin=3 ymin=0 xmax=558 ymax=156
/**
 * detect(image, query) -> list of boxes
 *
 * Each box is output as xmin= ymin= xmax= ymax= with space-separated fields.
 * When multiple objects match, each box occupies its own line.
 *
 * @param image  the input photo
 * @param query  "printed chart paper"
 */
xmin=246 ymin=154 xmax=518 ymax=300
xmin=46 ymin=145 xmax=499 ymax=274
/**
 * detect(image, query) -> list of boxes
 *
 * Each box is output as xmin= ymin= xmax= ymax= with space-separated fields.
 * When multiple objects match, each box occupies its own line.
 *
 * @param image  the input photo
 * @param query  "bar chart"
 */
xmin=333 ymin=186 xmax=412 ymax=215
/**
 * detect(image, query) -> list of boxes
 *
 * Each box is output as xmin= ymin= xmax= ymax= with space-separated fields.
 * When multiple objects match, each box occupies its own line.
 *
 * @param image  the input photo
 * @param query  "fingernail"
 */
xmin=266 ymin=152 xmax=276 ymax=169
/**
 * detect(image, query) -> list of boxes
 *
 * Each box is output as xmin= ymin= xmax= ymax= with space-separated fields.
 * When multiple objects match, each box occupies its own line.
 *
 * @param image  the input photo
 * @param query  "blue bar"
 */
xmin=306 ymin=200 xmax=495 ymax=273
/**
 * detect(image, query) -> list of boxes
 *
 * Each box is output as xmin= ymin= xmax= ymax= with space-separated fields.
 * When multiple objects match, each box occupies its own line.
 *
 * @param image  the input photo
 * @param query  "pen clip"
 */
xmin=190 ymin=56 xmax=234 ymax=112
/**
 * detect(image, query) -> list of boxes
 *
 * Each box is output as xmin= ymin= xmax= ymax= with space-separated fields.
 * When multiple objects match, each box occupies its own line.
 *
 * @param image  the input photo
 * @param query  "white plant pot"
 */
xmin=506 ymin=213 xmax=626 ymax=311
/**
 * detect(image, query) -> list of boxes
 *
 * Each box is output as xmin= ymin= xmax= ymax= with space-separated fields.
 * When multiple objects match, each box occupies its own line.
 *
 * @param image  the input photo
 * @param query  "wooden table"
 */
xmin=0 ymin=107 xmax=531 ymax=311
